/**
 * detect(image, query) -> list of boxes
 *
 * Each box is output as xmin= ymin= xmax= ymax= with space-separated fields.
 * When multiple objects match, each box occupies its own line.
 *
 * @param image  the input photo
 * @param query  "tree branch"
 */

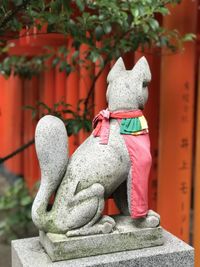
xmin=0 ymin=0 xmax=32 ymax=31
xmin=0 ymin=138 xmax=34 ymax=164
xmin=84 ymin=58 xmax=109 ymax=111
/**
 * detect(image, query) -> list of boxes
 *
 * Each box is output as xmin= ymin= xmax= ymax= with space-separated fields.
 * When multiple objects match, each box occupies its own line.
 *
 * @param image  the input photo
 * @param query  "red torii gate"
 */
xmin=0 ymin=2 xmax=199 ymax=259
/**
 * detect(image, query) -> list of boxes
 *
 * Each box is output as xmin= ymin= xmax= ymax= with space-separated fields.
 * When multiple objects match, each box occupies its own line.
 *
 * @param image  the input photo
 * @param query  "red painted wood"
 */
xmin=0 ymin=76 xmax=5 ymax=158
xmin=8 ymin=31 xmax=68 ymax=56
xmin=3 ymin=76 xmax=23 ymax=175
xmin=23 ymin=77 xmax=40 ymax=189
xmin=78 ymin=44 xmax=94 ymax=144
xmin=94 ymin=55 xmax=110 ymax=214
xmin=94 ymin=41 xmax=109 ymax=115
xmin=194 ymin=60 xmax=200 ymax=267
xmin=94 ymin=62 xmax=109 ymax=115
xmin=107 ymin=198 xmax=120 ymax=215
xmin=40 ymin=61 xmax=55 ymax=109
xmin=55 ymin=67 xmax=66 ymax=103
xmin=157 ymin=1 xmax=197 ymax=242
xmin=65 ymin=40 xmax=80 ymax=155
xmin=123 ymin=52 xmax=135 ymax=69
xmin=193 ymin=5 xmax=200 ymax=264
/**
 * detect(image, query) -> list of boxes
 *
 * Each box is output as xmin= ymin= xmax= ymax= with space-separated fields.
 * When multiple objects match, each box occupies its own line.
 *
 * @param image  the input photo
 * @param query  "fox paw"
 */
xmin=66 ymin=216 xmax=116 ymax=237
xmin=132 ymin=210 xmax=160 ymax=228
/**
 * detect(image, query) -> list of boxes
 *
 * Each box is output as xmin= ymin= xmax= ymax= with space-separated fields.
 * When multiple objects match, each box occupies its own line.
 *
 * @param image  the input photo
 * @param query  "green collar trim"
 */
xmin=120 ymin=116 xmax=148 ymax=135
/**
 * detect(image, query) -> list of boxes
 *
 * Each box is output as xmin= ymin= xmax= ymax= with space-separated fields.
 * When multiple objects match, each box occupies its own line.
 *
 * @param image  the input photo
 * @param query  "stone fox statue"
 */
xmin=32 ymin=57 xmax=160 ymax=237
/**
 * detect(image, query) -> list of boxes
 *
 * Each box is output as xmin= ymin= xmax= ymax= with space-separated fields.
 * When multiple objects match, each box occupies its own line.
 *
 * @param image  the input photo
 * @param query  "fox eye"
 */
xmin=143 ymin=81 xmax=149 ymax=88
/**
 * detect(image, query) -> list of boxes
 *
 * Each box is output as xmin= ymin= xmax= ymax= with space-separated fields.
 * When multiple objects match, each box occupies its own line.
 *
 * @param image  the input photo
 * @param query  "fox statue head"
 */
xmin=106 ymin=56 xmax=151 ymax=111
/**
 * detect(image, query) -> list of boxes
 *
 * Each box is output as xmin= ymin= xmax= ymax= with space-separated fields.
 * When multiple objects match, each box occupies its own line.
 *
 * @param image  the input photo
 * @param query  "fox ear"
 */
xmin=131 ymin=56 xmax=151 ymax=81
xmin=107 ymin=57 xmax=125 ymax=82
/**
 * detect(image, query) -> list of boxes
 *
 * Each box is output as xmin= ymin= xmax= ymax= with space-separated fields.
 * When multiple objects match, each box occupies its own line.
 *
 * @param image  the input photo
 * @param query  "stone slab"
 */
xmin=12 ymin=230 xmax=194 ymax=267
xmin=39 ymin=216 xmax=163 ymax=261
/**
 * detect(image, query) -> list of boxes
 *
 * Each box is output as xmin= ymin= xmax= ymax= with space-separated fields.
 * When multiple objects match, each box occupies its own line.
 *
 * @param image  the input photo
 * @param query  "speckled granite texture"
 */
xmin=32 ymin=57 xmax=160 ymax=237
xmin=39 ymin=216 xmax=164 ymax=261
xmin=12 ymin=230 xmax=194 ymax=267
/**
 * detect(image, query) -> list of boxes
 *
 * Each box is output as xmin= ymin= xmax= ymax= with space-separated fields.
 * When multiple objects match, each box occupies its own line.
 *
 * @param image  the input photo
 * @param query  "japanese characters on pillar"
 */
xmin=194 ymin=60 xmax=200 ymax=267
xmin=158 ymin=0 xmax=197 ymax=243
xmin=178 ymin=80 xmax=192 ymax=239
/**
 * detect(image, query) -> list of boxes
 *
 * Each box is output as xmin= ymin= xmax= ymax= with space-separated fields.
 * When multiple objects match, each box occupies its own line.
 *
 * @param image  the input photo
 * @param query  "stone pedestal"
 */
xmin=40 ymin=216 xmax=163 ymax=261
xmin=12 ymin=230 xmax=194 ymax=267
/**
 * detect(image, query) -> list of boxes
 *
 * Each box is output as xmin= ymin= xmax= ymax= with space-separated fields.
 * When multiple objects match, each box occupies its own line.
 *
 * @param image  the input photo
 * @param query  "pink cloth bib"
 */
xmin=93 ymin=109 xmax=152 ymax=218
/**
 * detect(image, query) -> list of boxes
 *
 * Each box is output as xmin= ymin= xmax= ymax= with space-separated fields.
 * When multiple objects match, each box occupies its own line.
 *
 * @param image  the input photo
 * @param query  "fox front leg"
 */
xmin=113 ymin=181 xmax=130 ymax=215
xmin=126 ymin=171 xmax=160 ymax=228
xmin=65 ymin=183 xmax=116 ymax=237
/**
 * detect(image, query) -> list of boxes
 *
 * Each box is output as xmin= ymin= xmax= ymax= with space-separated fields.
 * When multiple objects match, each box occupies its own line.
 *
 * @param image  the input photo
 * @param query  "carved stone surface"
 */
xmin=39 ymin=216 xmax=164 ymax=262
xmin=12 ymin=230 xmax=194 ymax=267
xmin=106 ymin=57 xmax=151 ymax=111
xmin=32 ymin=56 xmax=159 ymax=238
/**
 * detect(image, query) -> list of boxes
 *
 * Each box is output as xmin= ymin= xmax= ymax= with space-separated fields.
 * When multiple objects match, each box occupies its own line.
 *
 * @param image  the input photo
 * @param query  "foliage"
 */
xmin=25 ymin=99 xmax=93 ymax=135
xmin=0 ymin=0 xmax=196 ymax=241
xmin=0 ymin=0 xmax=195 ymax=80
xmin=0 ymin=178 xmax=36 ymax=242
xmin=0 ymin=53 xmax=49 ymax=78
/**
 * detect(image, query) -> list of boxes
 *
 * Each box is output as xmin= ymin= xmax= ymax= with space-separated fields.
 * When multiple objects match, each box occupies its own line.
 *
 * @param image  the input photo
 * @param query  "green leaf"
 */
xmin=13 ymin=0 xmax=23 ymax=6
xmin=0 ymin=178 xmax=34 ymax=241
xmin=83 ymin=120 xmax=92 ymax=132
xmin=37 ymin=102 xmax=52 ymax=112
xmin=95 ymin=26 xmax=104 ymax=41
xmin=52 ymin=57 xmax=60 ymax=67
xmin=143 ymin=24 xmax=149 ymax=33
xmin=73 ymin=122 xmax=82 ymax=134
xmin=72 ymin=50 xmax=79 ymax=64
xmin=75 ymin=0 xmax=85 ymax=11
xmin=182 ymin=33 xmax=196 ymax=42
xmin=157 ymin=7 xmax=170 ymax=15
xmin=103 ymin=23 xmax=112 ymax=34
xmin=59 ymin=62 xmax=71 ymax=74
xmin=133 ymin=9 xmax=139 ymax=18
xmin=23 ymin=105 xmax=35 ymax=111
xmin=148 ymin=18 xmax=159 ymax=30
xmin=20 ymin=196 xmax=32 ymax=206
xmin=89 ymin=51 xmax=99 ymax=63
xmin=62 ymin=109 xmax=76 ymax=116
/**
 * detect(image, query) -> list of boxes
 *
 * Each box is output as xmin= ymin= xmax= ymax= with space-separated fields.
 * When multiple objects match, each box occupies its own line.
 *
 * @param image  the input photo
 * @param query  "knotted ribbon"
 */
xmin=93 ymin=109 xmax=143 ymax=144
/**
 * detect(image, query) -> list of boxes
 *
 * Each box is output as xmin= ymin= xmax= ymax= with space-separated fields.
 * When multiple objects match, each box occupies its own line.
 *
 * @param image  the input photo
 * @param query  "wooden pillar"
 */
xmin=194 ymin=61 xmax=200 ymax=266
xmin=94 ymin=65 xmax=109 ymax=115
xmin=78 ymin=44 xmax=94 ymax=144
xmin=40 ymin=61 xmax=55 ymax=108
xmin=55 ymin=67 xmax=66 ymax=103
xmin=157 ymin=0 xmax=197 ymax=242
xmin=2 ymin=75 xmax=23 ymax=175
xmin=193 ymin=3 xmax=200 ymax=265
xmin=23 ymin=77 xmax=40 ymax=188
xmin=0 ymin=76 xmax=5 ymax=158
xmin=65 ymin=39 xmax=80 ymax=155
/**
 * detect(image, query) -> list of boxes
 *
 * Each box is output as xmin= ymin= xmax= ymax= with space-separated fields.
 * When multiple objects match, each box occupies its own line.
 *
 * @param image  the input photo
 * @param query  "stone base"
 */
xmin=12 ymin=230 xmax=194 ymax=267
xmin=40 ymin=216 xmax=163 ymax=261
